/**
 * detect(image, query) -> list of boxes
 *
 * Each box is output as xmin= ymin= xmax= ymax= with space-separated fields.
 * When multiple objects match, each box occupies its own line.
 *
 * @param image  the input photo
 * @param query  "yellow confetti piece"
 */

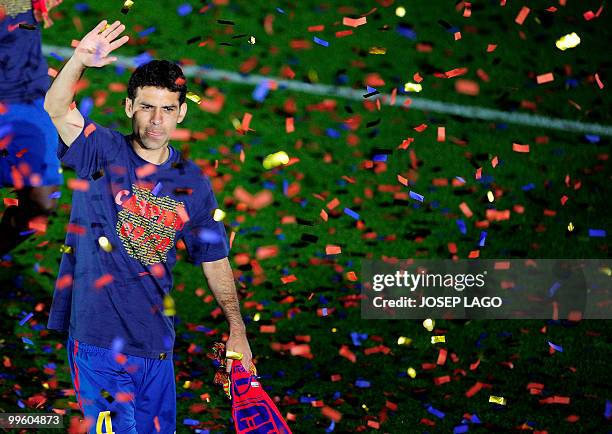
xmin=567 ymin=222 xmax=574 ymax=232
xmin=331 ymin=328 xmax=338 ymax=333
xmin=308 ymin=69 xmax=319 ymax=83
xmin=42 ymin=382 xmax=49 ymax=389
xmin=423 ymin=318 xmax=434 ymax=332
xmin=183 ymin=380 xmax=191 ymax=389
xmin=263 ymin=151 xmax=290 ymax=169
xmin=487 ymin=191 xmax=494 ymax=202
xmin=98 ymin=236 xmax=112 ymax=252
xmin=431 ymin=335 xmax=445 ymax=344
xmin=555 ymin=32 xmax=580 ymax=51
xmin=369 ymin=47 xmax=386 ymax=55
xmin=253 ymin=312 xmax=261 ymax=321
xmin=489 ymin=395 xmax=507 ymax=405
xmin=226 ymin=350 xmax=243 ymax=360
xmin=397 ymin=336 xmax=412 ymax=345
xmin=407 ymin=367 xmax=417 ymax=378
xmin=231 ymin=117 xmax=241 ymax=130
xmin=404 ymin=82 xmax=422 ymax=92
xmin=599 ymin=267 xmax=611 ymax=276
xmin=163 ymin=294 xmax=175 ymax=316
xmin=60 ymin=244 xmax=73 ymax=254
xmin=213 ymin=208 xmax=226 ymax=221
xmin=395 ymin=6 xmax=406 ymax=17
xmin=186 ymin=91 xmax=202 ymax=104
xmin=121 ymin=0 xmax=134 ymax=14
xmin=248 ymin=36 xmax=256 ymax=45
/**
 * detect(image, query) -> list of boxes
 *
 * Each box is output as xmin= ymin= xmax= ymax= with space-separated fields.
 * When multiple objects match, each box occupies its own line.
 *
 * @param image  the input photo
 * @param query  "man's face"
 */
xmin=125 ymin=86 xmax=187 ymax=150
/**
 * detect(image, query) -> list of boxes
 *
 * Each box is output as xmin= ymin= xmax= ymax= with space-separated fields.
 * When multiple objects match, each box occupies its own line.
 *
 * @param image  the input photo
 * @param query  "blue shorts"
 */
xmin=0 ymin=98 xmax=62 ymax=188
xmin=67 ymin=336 xmax=176 ymax=433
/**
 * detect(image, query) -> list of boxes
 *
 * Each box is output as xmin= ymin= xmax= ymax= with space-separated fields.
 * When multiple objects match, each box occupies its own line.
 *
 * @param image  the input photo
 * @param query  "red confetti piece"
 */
xmin=153 ymin=416 xmax=161 ymax=432
xmin=454 ymin=32 xmax=461 ymax=40
xmin=66 ymin=223 xmax=86 ymax=235
xmin=437 ymin=127 xmax=445 ymax=142
xmin=241 ymin=112 xmax=253 ymax=133
xmin=486 ymin=44 xmax=497 ymax=52
xmin=436 ymin=348 xmax=447 ymax=365
xmin=539 ymin=396 xmax=570 ymax=404
xmin=445 ymin=67 xmax=468 ymax=78
xmin=94 ymin=274 xmax=113 ymax=289
xmin=343 ymin=16 xmax=367 ymax=27
xmin=308 ymin=25 xmax=324 ymax=32
xmin=367 ymin=420 xmax=380 ymax=429
xmin=335 ymin=29 xmax=353 ymax=38
xmin=339 ymin=345 xmax=356 ymax=362
xmin=327 ymin=197 xmax=340 ymax=210
xmin=468 ymin=250 xmax=480 ymax=259
xmin=414 ymin=124 xmax=427 ymax=132
xmin=320 ymin=209 xmax=328 ymax=221
xmin=515 ymin=6 xmax=530 ymax=25
xmin=594 ymin=73 xmax=604 ymax=89
xmin=536 ymin=73 xmax=554 ymax=84
xmin=48 ymin=67 xmax=58 ymax=78
xmin=260 ymin=325 xmax=276 ymax=333
xmin=326 ymin=245 xmax=342 ymax=255
xmin=346 ymin=271 xmax=357 ymax=281
xmin=83 ymin=123 xmax=96 ymax=138
xmin=56 ymin=274 xmax=73 ymax=289
xmin=115 ymin=392 xmax=134 ymax=403
xmin=281 ymin=275 xmax=297 ymax=284
xmin=135 ymin=163 xmax=157 ymax=178
xmin=465 ymin=382 xmax=484 ymax=398
xmin=3 ymin=198 xmax=18 ymax=207
xmin=491 ymin=156 xmax=498 ymax=168
xmin=433 ymin=375 xmax=451 ymax=385
xmin=321 ymin=406 xmax=342 ymax=422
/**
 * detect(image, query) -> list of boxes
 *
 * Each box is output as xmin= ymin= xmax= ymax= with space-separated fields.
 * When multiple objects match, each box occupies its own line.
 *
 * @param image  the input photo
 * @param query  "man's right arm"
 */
xmin=44 ymin=56 xmax=86 ymax=147
xmin=43 ymin=20 xmax=129 ymax=147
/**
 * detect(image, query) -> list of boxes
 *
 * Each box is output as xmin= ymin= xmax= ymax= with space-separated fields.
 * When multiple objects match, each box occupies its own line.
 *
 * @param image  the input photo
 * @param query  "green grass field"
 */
xmin=1 ymin=0 xmax=611 ymax=432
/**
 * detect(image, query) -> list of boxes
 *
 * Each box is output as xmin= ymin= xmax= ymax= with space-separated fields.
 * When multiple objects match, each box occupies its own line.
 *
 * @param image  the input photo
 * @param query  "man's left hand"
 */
xmin=225 ymin=330 xmax=253 ymax=374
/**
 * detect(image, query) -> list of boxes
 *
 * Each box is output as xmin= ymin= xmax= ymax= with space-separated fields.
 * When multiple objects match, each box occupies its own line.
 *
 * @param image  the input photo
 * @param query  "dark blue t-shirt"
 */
xmin=47 ymin=118 xmax=230 ymax=358
xmin=0 ymin=3 xmax=49 ymax=103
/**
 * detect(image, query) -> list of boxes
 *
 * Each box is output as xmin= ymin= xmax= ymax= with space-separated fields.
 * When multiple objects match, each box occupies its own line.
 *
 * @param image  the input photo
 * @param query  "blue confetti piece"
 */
xmin=183 ymin=419 xmax=200 ymax=426
xmin=409 ymin=191 xmax=424 ymax=202
xmin=112 ymin=337 xmax=125 ymax=353
xmin=22 ymin=337 xmax=34 ymax=345
xmin=454 ymin=425 xmax=469 ymax=433
xmin=74 ymin=3 xmax=90 ymax=12
xmin=19 ymin=230 xmax=36 ymax=236
xmin=456 ymin=219 xmax=467 ymax=235
xmin=366 ymin=85 xmax=377 ymax=93
xmin=343 ymin=208 xmax=360 ymax=220
xmin=455 ymin=176 xmax=466 ymax=184
xmin=548 ymin=341 xmax=564 ymax=352
xmin=326 ymin=128 xmax=341 ymax=138
xmin=177 ymin=3 xmax=193 ymax=16
xmin=313 ymin=36 xmax=329 ymax=47
xmin=300 ymin=396 xmax=317 ymax=403
xmin=282 ymin=179 xmax=289 ymax=196
xmin=604 ymin=400 xmax=611 ymax=419
xmin=521 ymin=183 xmax=535 ymax=191
xmin=252 ymin=80 xmax=270 ymax=102
xmin=17 ymin=400 xmax=25 ymax=409
xmin=355 ymin=380 xmax=371 ymax=388
xmin=325 ymin=420 xmax=336 ymax=433
xmin=471 ymin=414 xmax=481 ymax=424
xmin=548 ymin=281 xmax=561 ymax=297
xmin=48 ymin=191 xmax=61 ymax=199
xmin=79 ymin=97 xmax=94 ymax=117
xmin=584 ymin=134 xmax=600 ymax=143
xmin=396 ymin=24 xmax=417 ymax=40
xmin=478 ymin=231 xmax=487 ymax=247
xmin=49 ymin=52 xmax=64 ymax=62
xmin=372 ymin=154 xmax=387 ymax=162
xmin=134 ymin=52 xmax=154 ymax=67
xmin=276 ymin=7 xmax=285 ymax=14
xmin=427 ymin=405 xmax=445 ymax=419
xmin=0 ymin=124 xmax=12 ymax=138
xmin=18 ymin=312 xmax=33 ymax=326
xmin=198 ymin=229 xmax=222 ymax=243
xmin=588 ymin=229 xmax=606 ymax=237
xmin=151 ymin=182 xmax=163 ymax=196
xmin=115 ymin=64 xmax=127 ymax=75
xmin=138 ymin=27 xmax=157 ymax=37
xmin=321 ymin=307 xmax=328 ymax=316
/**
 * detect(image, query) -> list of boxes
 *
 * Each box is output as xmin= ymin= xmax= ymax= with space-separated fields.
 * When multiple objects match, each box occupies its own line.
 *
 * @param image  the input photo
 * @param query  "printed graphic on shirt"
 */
xmin=3 ymin=0 xmax=31 ymax=17
xmin=115 ymin=184 xmax=186 ymax=265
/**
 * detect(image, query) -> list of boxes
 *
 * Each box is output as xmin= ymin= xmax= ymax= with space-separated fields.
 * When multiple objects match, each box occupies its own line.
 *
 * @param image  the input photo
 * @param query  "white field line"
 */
xmin=42 ymin=44 xmax=612 ymax=137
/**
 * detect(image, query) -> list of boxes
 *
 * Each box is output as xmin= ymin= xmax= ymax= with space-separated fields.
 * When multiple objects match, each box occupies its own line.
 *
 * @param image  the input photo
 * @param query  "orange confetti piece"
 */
xmin=491 ymin=156 xmax=498 ymax=168
xmin=260 ymin=325 xmax=276 ymax=333
xmin=536 ymin=73 xmax=554 ymax=84
xmin=327 ymin=197 xmax=340 ymax=210
xmin=256 ymin=245 xmax=279 ymax=260
xmin=512 ymin=143 xmax=530 ymax=153
xmin=454 ymin=31 xmax=461 ymax=40
xmin=455 ymin=79 xmax=480 ymax=95
xmin=241 ymin=112 xmax=253 ymax=132
xmin=83 ymin=123 xmax=96 ymax=138
xmin=468 ymin=250 xmax=480 ymax=259
xmin=445 ymin=67 xmax=468 ymax=78
xmin=135 ymin=164 xmax=157 ymax=178
xmin=343 ymin=16 xmax=367 ymax=27
xmin=48 ymin=67 xmax=58 ymax=78
xmin=346 ymin=271 xmax=357 ymax=281
xmin=437 ymin=127 xmax=445 ymax=142
xmin=459 ymin=202 xmax=473 ymax=218
xmin=320 ymin=209 xmax=328 ymax=221
xmin=594 ymin=73 xmax=604 ymax=89
xmin=515 ymin=6 xmax=530 ymax=25
xmin=326 ymin=245 xmax=342 ymax=255
xmin=286 ymin=117 xmax=295 ymax=133
xmin=290 ymin=344 xmax=312 ymax=357
xmin=67 ymin=178 xmax=89 ymax=192
xmin=487 ymin=44 xmax=497 ymax=52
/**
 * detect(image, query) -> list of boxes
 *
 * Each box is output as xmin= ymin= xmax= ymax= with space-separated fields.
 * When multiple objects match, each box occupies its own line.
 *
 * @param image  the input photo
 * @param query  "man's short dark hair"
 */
xmin=127 ymin=60 xmax=187 ymax=104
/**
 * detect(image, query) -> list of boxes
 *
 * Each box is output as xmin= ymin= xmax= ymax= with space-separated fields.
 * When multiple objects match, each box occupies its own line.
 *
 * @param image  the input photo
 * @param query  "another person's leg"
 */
xmin=133 ymin=355 xmax=177 ymax=433
xmin=0 ymin=98 xmax=62 ymax=256
xmin=67 ymin=336 xmax=139 ymax=434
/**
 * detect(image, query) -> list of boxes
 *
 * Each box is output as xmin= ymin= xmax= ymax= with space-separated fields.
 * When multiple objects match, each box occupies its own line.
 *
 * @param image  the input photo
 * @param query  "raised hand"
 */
xmin=73 ymin=20 xmax=129 ymax=68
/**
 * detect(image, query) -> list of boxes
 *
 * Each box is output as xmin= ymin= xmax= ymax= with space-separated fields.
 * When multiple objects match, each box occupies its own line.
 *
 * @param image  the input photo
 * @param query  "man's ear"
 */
xmin=177 ymin=102 xmax=188 ymax=123
xmin=124 ymin=98 xmax=133 ymax=119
